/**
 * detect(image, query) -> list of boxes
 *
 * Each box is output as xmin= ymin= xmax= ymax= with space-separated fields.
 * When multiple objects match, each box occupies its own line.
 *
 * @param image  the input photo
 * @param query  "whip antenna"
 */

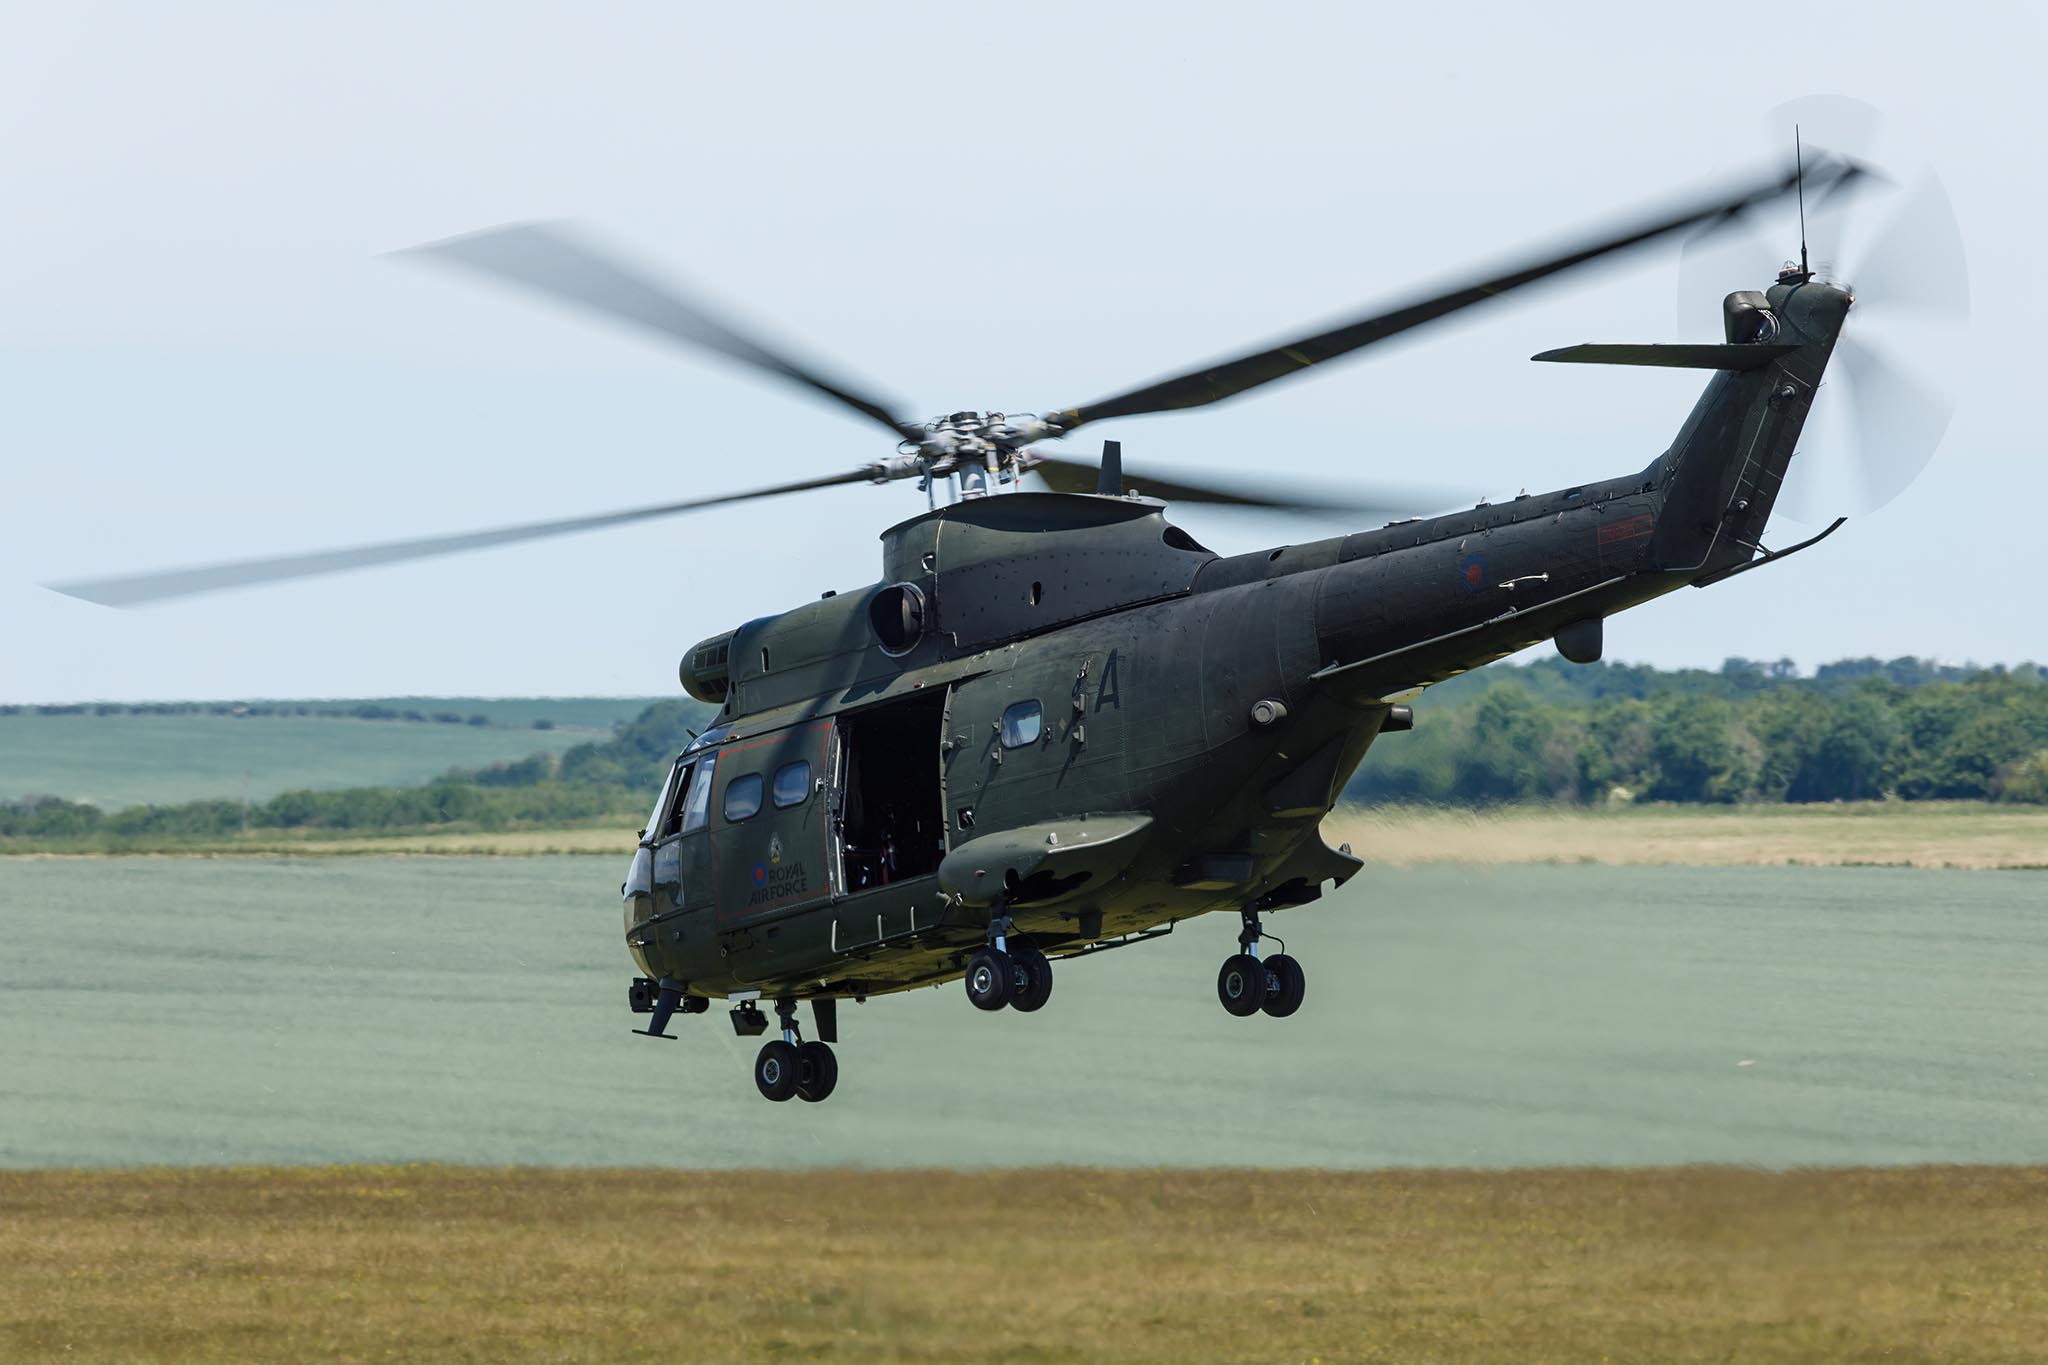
xmin=1796 ymin=125 xmax=1809 ymax=277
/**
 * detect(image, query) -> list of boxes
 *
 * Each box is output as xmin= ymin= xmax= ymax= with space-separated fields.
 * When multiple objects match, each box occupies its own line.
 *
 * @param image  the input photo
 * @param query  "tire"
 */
xmin=1260 ymin=953 xmax=1306 ymax=1018
xmin=796 ymin=1040 xmax=839 ymax=1103
xmin=1010 ymin=944 xmax=1054 ymax=1013
xmin=965 ymin=948 xmax=1014 ymax=1011
xmin=754 ymin=1039 xmax=800 ymax=1101
xmin=1217 ymin=953 xmax=1267 ymax=1016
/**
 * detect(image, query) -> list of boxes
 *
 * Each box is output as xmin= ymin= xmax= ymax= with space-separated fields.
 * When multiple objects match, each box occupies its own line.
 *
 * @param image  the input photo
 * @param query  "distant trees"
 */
xmin=1345 ymin=658 xmax=2048 ymax=806
xmin=10 ymin=660 xmax=2048 ymax=851
xmin=0 ymin=697 xmax=714 ymax=848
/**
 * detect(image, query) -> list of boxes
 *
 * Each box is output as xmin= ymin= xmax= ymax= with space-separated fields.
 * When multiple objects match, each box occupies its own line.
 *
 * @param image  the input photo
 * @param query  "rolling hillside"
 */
xmin=0 ymin=699 xmax=662 ymax=808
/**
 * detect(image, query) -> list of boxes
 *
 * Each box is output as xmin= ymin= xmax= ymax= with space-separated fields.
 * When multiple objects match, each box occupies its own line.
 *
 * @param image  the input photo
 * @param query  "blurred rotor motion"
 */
xmin=53 ymin=157 xmax=1851 ymax=606
xmin=1678 ymin=95 xmax=1968 ymax=520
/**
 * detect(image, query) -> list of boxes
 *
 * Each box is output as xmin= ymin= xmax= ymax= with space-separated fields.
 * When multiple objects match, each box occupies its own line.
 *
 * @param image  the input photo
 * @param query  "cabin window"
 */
xmin=680 ymin=754 xmax=717 ymax=834
xmin=772 ymin=761 xmax=812 ymax=809
xmin=723 ymin=772 xmax=763 ymax=823
xmin=1000 ymin=699 xmax=1043 ymax=749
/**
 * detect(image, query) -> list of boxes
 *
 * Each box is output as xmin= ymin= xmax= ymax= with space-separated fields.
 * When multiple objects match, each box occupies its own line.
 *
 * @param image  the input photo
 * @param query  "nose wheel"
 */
xmin=1215 ymin=909 xmax=1306 ymax=1019
xmin=754 ymin=998 xmax=841 ymax=1103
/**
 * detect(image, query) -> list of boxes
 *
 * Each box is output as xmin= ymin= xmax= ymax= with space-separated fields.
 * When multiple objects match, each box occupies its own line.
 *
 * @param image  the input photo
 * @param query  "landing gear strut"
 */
xmin=1216 ymin=908 xmax=1305 ymax=1019
xmin=964 ymin=908 xmax=1053 ymax=1013
xmin=754 ymin=997 xmax=839 ymax=1103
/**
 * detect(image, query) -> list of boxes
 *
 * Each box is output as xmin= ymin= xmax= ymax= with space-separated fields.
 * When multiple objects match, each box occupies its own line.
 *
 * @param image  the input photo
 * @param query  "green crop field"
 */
xmin=303 ymin=696 xmax=667 ymax=730
xmin=0 ymin=711 xmax=613 ymax=809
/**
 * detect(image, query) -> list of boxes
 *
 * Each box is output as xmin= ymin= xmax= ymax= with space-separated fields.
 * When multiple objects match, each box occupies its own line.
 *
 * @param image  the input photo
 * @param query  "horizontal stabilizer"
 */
xmin=1531 ymin=342 xmax=1801 ymax=370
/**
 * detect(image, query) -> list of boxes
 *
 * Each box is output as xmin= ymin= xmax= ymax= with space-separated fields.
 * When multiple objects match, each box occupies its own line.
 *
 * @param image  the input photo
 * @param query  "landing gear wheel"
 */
xmin=1217 ymin=953 xmax=1267 ymax=1017
xmin=795 ymin=1040 xmax=838 ymax=1103
xmin=1010 ymin=944 xmax=1054 ymax=1013
xmin=1260 ymin=954 xmax=1306 ymax=1018
xmin=965 ymin=948 xmax=1015 ymax=1011
xmin=754 ymin=1039 xmax=801 ymax=1101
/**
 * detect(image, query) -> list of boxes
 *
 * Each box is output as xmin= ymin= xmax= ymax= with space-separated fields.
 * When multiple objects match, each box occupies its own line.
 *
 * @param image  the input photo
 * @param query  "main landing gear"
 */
xmin=1216 ymin=908 xmax=1306 ymax=1019
xmin=963 ymin=910 xmax=1054 ymax=1013
xmin=752 ymin=998 xmax=839 ymax=1104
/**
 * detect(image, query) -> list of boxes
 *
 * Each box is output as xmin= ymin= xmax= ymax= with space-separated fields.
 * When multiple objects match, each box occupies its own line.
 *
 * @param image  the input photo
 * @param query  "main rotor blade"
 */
xmin=47 ymin=469 xmax=877 ymax=607
xmin=1050 ymin=159 xmax=1865 ymax=432
xmin=1025 ymin=452 xmax=1456 ymax=518
xmin=401 ymin=223 xmax=924 ymax=443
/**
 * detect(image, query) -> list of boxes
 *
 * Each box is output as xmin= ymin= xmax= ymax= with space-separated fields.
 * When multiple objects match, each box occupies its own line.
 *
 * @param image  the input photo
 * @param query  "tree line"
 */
xmin=0 ymin=700 xmax=710 ymax=846
xmin=1349 ymin=657 xmax=2048 ymax=805
xmin=7 ymin=659 xmax=2048 ymax=848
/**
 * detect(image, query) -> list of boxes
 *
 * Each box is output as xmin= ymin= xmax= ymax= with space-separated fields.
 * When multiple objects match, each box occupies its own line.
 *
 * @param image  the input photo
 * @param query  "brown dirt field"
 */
xmin=2 ymin=1166 xmax=2044 ymax=1363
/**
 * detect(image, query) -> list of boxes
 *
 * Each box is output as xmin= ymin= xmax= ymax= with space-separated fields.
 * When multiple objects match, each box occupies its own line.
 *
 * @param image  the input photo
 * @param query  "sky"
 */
xmin=2 ymin=1 xmax=2041 ymax=703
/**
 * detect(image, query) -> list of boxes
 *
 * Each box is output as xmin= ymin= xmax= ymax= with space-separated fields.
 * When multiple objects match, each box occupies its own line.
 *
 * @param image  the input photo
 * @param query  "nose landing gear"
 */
xmin=754 ymin=997 xmax=840 ymax=1103
xmin=1215 ymin=908 xmax=1306 ymax=1019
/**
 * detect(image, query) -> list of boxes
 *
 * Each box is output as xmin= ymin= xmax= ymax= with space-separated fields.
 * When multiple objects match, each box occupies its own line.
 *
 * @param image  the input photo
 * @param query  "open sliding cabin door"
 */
xmin=827 ymin=689 xmax=951 ymax=949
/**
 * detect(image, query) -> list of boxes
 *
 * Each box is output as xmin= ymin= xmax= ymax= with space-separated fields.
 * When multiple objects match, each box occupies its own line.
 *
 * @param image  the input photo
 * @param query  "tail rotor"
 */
xmin=1678 ymin=95 xmax=1969 ymax=520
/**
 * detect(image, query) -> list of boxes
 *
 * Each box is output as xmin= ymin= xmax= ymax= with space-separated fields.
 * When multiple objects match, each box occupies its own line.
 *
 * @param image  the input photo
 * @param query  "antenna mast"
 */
xmin=1796 ymin=125 xmax=1809 ymax=278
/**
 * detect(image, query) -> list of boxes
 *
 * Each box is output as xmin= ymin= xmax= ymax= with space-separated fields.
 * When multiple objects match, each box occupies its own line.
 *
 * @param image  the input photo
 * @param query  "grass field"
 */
xmin=0 ymin=819 xmax=642 ymax=857
xmin=16 ymin=799 xmax=2044 ymax=865
xmin=2 ymin=1166 xmax=2042 ymax=1362
xmin=1327 ymin=800 xmax=2048 ymax=870
xmin=0 ymin=711 xmax=604 ymax=808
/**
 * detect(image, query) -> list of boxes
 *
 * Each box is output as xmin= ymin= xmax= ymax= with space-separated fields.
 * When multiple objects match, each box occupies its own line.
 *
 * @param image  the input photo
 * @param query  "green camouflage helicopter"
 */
xmin=56 ymin=152 xmax=1965 ymax=1104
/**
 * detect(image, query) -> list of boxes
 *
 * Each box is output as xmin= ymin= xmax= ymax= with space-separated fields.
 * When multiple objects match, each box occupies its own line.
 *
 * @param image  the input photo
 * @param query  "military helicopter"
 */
xmin=54 ymin=150 xmax=1966 ymax=1104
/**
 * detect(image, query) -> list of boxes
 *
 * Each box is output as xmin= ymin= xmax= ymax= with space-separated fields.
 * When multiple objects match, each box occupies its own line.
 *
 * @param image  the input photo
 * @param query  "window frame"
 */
xmin=679 ymin=754 xmax=718 ymax=834
xmin=644 ymin=757 xmax=690 ymax=845
xmin=722 ymin=771 xmax=765 ymax=824
xmin=771 ymin=760 xmax=812 ymax=810
xmin=1000 ymin=699 xmax=1044 ymax=749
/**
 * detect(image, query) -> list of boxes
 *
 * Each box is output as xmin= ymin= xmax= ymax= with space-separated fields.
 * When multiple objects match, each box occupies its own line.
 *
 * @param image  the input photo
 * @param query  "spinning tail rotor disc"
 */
xmin=1677 ymin=96 xmax=1968 ymax=521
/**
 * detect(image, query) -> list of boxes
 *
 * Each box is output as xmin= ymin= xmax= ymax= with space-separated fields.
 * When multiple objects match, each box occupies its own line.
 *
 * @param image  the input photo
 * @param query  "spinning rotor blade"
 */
xmin=401 ymin=224 xmax=925 ymax=443
xmin=46 ymin=469 xmax=879 ymax=607
xmin=1843 ymin=171 xmax=1970 ymax=323
xmin=1834 ymin=335 xmax=1956 ymax=513
xmin=1024 ymin=452 xmax=1453 ymax=518
xmin=1678 ymin=98 xmax=1969 ymax=520
xmin=1049 ymin=159 xmax=1861 ymax=433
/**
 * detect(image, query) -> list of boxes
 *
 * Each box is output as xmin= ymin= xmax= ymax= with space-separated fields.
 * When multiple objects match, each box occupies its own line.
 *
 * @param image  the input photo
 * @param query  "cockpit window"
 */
xmin=680 ymin=754 xmax=716 ymax=834
xmin=684 ymin=724 xmax=734 ymax=758
xmin=723 ymin=772 xmax=764 ymax=823
xmin=772 ymin=761 xmax=812 ymax=809
xmin=645 ymin=757 xmax=689 ymax=844
xmin=1000 ymin=699 xmax=1043 ymax=749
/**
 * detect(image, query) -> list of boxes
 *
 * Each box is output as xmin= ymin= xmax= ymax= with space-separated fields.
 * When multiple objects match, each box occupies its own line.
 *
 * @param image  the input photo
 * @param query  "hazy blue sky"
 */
xmin=3 ymin=2 xmax=2040 ymax=702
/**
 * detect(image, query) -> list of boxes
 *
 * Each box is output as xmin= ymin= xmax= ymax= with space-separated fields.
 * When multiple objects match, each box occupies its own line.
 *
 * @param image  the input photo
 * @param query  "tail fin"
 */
xmin=1617 ymin=280 xmax=1852 ymax=579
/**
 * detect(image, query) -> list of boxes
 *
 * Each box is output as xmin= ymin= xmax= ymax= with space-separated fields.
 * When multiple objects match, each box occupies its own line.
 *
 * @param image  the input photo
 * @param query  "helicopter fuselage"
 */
xmin=623 ymin=279 xmax=1851 ymax=1009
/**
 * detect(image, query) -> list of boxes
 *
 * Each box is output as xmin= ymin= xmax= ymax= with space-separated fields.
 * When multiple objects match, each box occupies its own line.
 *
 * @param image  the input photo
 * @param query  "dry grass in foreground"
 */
xmin=2 ymin=1166 xmax=2044 ymax=1363
xmin=1328 ymin=801 xmax=2048 ymax=871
